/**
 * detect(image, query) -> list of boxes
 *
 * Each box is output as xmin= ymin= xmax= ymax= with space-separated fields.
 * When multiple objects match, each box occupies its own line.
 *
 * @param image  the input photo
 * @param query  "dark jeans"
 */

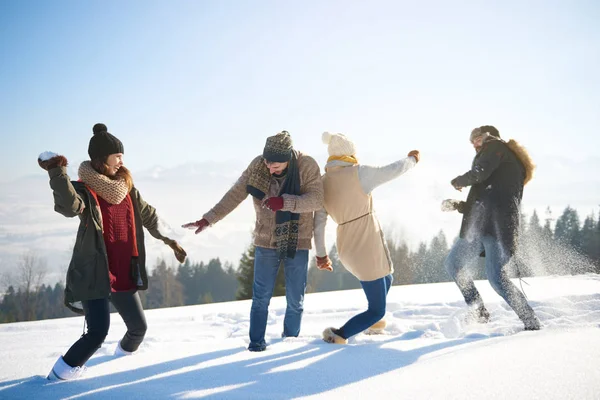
xmin=63 ymin=291 xmax=147 ymax=367
xmin=338 ymin=274 xmax=393 ymax=339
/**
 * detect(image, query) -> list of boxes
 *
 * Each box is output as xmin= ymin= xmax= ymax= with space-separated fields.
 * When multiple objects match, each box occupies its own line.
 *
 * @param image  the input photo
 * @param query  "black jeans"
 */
xmin=63 ymin=291 xmax=147 ymax=367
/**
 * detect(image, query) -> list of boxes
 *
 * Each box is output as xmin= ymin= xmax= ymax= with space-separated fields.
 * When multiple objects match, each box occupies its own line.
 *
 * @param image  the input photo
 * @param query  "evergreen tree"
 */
xmin=580 ymin=212 xmax=600 ymax=271
xmin=176 ymin=259 xmax=196 ymax=305
xmin=543 ymin=207 xmax=554 ymax=239
xmin=203 ymin=258 xmax=237 ymax=302
xmin=529 ymin=210 xmax=543 ymax=237
xmin=236 ymin=244 xmax=256 ymax=300
xmin=388 ymin=238 xmax=412 ymax=285
xmin=146 ymin=259 xmax=184 ymax=309
xmin=410 ymin=242 xmax=429 ymax=284
xmin=554 ymin=206 xmax=581 ymax=250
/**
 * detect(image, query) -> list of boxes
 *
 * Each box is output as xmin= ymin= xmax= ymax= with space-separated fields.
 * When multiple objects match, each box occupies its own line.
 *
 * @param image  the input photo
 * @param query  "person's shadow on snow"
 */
xmin=1 ymin=330 xmax=488 ymax=400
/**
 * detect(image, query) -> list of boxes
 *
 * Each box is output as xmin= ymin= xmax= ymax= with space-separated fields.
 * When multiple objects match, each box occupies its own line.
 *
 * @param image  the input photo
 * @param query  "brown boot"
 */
xmin=365 ymin=319 xmax=387 ymax=335
xmin=322 ymin=327 xmax=348 ymax=344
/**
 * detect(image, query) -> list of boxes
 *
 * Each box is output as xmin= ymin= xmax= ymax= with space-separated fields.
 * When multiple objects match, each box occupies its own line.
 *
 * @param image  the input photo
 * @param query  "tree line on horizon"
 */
xmin=1 ymin=205 xmax=598 ymax=324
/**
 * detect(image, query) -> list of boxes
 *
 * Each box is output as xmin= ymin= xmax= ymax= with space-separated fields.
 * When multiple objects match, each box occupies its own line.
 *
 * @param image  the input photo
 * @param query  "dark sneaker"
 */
xmin=248 ymin=342 xmax=267 ymax=352
xmin=523 ymin=316 xmax=542 ymax=331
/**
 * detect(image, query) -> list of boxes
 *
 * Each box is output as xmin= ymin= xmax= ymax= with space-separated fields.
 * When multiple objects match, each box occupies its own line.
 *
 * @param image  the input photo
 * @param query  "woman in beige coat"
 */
xmin=314 ymin=132 xmax=419 ymax=344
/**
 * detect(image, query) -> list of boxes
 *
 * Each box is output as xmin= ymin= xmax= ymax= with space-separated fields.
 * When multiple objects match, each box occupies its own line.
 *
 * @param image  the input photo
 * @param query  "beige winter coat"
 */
xmin=322 ymin=165 xmax=393 ymax=281
xmin=203 ymin=152 xmax=323 ymax=250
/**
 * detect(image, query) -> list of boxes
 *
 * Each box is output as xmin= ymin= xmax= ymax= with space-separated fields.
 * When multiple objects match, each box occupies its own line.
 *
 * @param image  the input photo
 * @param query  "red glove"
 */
xmin=38 ymin=155 xmax=68 ymax=170
xmin=263 ymin=197 xmax=284 ymax=212
xmin=407 ymin=150 xmax=420 ymax=163
xmin=316 ymin=255 xmax=333 ymax=272
xmin=182 ymin=218 xmax=209 ymax=234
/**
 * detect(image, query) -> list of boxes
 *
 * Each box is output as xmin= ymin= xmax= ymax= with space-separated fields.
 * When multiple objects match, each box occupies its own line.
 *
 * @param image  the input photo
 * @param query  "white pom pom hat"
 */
xmin=322 ymin=132 xmax=357 ymax=157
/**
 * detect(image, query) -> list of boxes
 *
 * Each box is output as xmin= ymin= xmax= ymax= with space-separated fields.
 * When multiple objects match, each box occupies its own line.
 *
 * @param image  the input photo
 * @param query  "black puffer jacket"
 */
xmin=452 ymin=137 xmax=528 ymax=255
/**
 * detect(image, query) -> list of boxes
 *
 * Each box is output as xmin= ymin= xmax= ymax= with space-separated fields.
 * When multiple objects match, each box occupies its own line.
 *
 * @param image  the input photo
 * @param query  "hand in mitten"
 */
xmin=441 ymin=199 xmax=460 ymax=212
xmin=169 ymin=241 xmax=187 ymax=263
xmin=450 ymin=177 xmax=463 ymax=191
xmin=262 ymin=197 xmax=284 ymax=212
xmin=408 ymin=150 xmax=420 ymax=163
xmin=38 ymin=152 xmax=68 ymax=171
xmin=316 ymin=255 xmax=333 ymax=272
xmin=182 ymin=218 xmax=209 ymax=234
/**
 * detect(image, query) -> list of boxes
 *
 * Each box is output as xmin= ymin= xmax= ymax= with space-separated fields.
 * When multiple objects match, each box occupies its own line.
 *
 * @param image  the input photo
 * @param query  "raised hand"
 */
xmin=38 ymin=152 xmax=68 ymax=171
xmin=182 ymin=218 xmax=209 ymax=234
xmin=408 ymin=150 xmax=420 ymax=163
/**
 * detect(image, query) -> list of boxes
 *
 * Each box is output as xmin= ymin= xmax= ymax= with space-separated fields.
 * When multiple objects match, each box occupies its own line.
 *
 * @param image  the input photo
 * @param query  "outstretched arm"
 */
xmin=201 ymin=159 xmax=255 ymax=225
xmin=358 ymin=151 xmax=418 ymax=194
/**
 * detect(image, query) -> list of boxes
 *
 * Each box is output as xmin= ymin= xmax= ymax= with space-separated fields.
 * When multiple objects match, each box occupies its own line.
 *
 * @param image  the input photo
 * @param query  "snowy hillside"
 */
xmin=1 ymin=274 xmax=599 ymax=399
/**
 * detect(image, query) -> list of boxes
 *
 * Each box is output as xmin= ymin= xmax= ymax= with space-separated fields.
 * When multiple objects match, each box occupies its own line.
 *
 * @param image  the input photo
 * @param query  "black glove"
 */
xmin=450 ymin=177 xmax=463 ymax=191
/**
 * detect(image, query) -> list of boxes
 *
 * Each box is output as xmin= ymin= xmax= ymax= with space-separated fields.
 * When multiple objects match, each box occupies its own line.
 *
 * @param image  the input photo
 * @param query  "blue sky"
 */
xmin=1 ymin=0 xmax=599 ymax=180
xmin=0 ymin=0 xmax=599 ymax=279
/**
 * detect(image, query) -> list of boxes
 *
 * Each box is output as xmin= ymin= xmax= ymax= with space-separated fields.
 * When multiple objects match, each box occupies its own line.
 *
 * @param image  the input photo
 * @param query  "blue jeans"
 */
xmin=248 ymin=247 xmax=309 ymax=350
xmin=339 ymin=274 xmax=393 ymax=339
xmin=444 ymin=236 xmax=536 ymax=324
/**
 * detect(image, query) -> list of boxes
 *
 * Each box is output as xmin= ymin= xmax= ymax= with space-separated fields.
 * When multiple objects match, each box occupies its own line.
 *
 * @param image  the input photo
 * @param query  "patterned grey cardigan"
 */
xmin=203 ymin=152 xmax=324 ymax=251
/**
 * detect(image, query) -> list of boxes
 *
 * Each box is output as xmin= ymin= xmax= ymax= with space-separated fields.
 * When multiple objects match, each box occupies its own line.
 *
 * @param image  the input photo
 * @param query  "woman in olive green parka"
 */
xmin=39 ymin=123 xmax=187 ymax=381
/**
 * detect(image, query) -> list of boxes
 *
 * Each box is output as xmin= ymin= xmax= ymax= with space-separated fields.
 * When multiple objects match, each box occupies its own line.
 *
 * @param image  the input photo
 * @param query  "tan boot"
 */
xmin=365 ymin=319 xmax=387 ymax=335
xmin=322 ymin=327 xmax=348 ymax=344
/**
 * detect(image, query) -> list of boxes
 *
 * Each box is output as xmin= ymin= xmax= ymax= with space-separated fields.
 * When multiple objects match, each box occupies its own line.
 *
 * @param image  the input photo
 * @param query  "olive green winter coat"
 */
xmin=47 ymin=166 xmax=177 ymax=314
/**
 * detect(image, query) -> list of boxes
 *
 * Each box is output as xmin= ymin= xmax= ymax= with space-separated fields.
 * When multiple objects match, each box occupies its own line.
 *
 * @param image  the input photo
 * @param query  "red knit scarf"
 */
xmin=86 ymin=187 xmax=139 ymax=258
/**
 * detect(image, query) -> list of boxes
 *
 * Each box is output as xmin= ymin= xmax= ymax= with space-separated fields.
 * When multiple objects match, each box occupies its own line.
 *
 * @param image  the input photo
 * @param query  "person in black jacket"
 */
xmin=441 ymin=125 xmax=541 ymax=331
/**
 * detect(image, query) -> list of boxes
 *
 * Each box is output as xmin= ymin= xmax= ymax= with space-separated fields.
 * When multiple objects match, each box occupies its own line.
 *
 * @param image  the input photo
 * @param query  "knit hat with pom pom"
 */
xmin=88 ymin=123 xmax=124 ymax=160
xmin=322 ymin=132 xmax=357 ymax=157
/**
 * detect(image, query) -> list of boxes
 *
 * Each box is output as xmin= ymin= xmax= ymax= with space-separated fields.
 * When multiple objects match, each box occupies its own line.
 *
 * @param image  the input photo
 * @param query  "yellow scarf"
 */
xmin=327 ymin=155 xmax=358 ymax=164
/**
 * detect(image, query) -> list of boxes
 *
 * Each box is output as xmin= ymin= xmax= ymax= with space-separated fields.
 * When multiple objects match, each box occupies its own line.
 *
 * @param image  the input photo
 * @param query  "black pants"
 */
xmin=63 ymin=291 xmax=147 ymax=367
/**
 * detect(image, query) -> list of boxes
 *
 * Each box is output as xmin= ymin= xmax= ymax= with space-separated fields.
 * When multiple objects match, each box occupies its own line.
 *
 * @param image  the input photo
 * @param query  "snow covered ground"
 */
xmin=1 ymin=273 xmax=599 ymax=400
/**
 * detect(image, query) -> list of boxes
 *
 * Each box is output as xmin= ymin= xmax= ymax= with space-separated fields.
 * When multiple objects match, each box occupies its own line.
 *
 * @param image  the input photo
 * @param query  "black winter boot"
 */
xmin=473 ymin=305 xmax=490 ymax=323
xmin=523 ymin=315 xmax=542 ymax=331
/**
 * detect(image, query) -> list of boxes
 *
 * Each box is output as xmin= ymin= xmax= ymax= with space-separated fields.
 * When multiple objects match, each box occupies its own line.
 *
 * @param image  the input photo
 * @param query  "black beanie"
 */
xmin=88 ymin=123 xmax=124 ymax=160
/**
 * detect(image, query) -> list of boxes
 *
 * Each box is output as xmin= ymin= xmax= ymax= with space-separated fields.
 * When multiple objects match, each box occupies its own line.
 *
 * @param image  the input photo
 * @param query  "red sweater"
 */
xmin=98 ymin=195 xmax=136 ymax=292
